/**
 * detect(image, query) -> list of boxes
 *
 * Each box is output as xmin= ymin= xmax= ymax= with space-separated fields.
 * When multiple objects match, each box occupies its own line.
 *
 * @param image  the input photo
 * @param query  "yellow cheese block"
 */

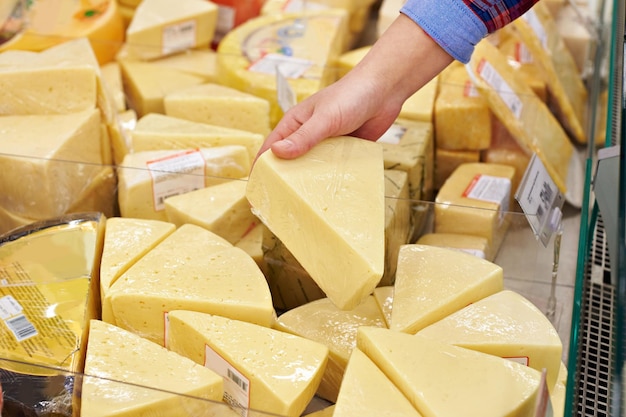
xmin=117 ymin=146 xmax=250 ymax=221
xmin=108 ymin=108 xmax=137 ymax=165
xmin=99 ymin=217 xmax=176 ymax=324
xmin=434 ymin=162 xmax=516 ymax=254
xmin=234 ymin=221 xmax=268 ymax=274
xmin=306 ymin=405 xmax=336 ymax=417
xmin=550 ymin=362 xmax=568 ymax=417
xmin=382 ymin=169 xmax=411 ymax=286
xmin=357 ymin=327 xmax=542 ymax=417
xmin=165 ymin=179 xmax=258 ymax=244
xmin=247 ymin=136 xmax=385 ymax=310
xmin=150 ymin=48 xmax=219 ymax=81
xmin=108 ymin=224 xmax=275 ymax=345
xmin=435 ymin=147 xmax=481 ymax=190
xmin=390 ymin=244 xmax=503 ymax=334
xmin=164 ymin=82 xmax=271 ymax=135
xmin=67 ymin=165 xmax=117 ymax=218
xmin=119 ymin=59 xmax=206 ymax=116
xmin=217 ymin=10 xmax=350 ymax=125
xmin=0 ymin=213 xmax=104 ymax=376
xmin=126 ymin=0 xmax=218 ymax=60
xmin=334 ymin=349 xmax=423 ymax=417
xmin=273 ymin=295 xmax=386 ymax=403
xmin=100 ymin=61 xmax=126 ymax=112
xmin=399 ymin=75 xmax=439 ymax=123
xmin=417 ymin=290 xmax=563 ymax=388
xmin=0 ymin=0 xmax=124 ymax=65
xmin=497 ymin=33 xmax=548 ymax=102
xmin=130 ymin=113 xmax=263 ymax=164
xmin=81 ymin=319 xmax=225 ymax=417
xmin=416 ymin=232 xmax=492 ymax=260
xmin=435 ymin=65 xmax=491 ymax=150
xmin=0 ymin=109 xmax=103 ymax=219
xmin=166 ymin=310 xmax=329 ymax=417
xmin=372 ymin=286 xmax=393 ymax=328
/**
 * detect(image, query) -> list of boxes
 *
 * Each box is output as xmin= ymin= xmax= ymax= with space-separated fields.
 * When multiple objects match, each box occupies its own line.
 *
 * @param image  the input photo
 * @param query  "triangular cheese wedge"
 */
xmin=417 ymin=290 xmax=562 ymax=389
xmin=108 ymin=224 xmax=274 ymax=345
xmin=334 ymin=349 xmax=423 ymax=417
xmin=247 ymin=136 xmax=385 ymax=310
xmin=390 ymin=244 xmax=503 ymax=334
xmin=166 ymin=311 xmax=329 ymax=417
xmin=274 ymin=295 xmax=386 ymax=402
xmin=357 ymin=327 xmax=541 ymax=417
xmin=82 ymin=320 xmax=224 ymax=417
xmin=100 ymin=217 xmax=176 ymax=324
xmin=372 ymin=286 xmax=393 ymax=327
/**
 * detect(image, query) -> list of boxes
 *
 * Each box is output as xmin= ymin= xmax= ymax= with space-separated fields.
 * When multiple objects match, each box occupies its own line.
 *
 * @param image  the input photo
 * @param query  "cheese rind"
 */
xmin=390 ymin=244 xmax=503 ymax=334
xmin=246 ymin=136 xmax=385 ymax=310
xmin=166 ymin=310 xmax=329 ymax=417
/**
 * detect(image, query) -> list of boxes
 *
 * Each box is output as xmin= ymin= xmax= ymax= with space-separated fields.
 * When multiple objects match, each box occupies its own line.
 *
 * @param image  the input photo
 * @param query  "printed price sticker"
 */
xmin=162 ymin=20 xmax=197 ymax=55
xmin=249 ymin=53 xmax=313 ymax=78
xmin=477 ymin=59 xmax=523 ymax=119
xmin=516 ymin=153 xmax=564 ymax=246
xmin=377 ymin=124 xmax=407 ymax=145
xmin=522 ymin=9 xmax=549 ymax=49
xmin=463 ymin=174 xmax=511 ymax=220
xmin=204 ymin=345 xmax=250 ymax=417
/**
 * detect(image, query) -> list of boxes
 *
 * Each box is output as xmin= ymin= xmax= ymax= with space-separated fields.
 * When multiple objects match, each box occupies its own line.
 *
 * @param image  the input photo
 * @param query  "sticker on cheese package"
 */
xmin=522 ymin=9 xmax=548 ymax=49
xmin=249 ymin=53 xmax=313 ymax=79
xmin=162 ymin=19 xmax=197 ymax=55
xmin=204 ymin=345 xmax=250 ymax=417
xmin=377 ymin=124 xmax=407 ymax=145
xmin=463 ymin=80 xmax=480 ymax=98
xmin=463 ymin=174 xmax=511 ymax=222
xmin=147 ymin=149 xmax=206 ymax=211
xmin=514 ymin=42 xmax=534 ymax=64
xmin=0 ymin=295 xmax=37 ymax=342
xmin=476 ymin=59 xmax=523 ymax=119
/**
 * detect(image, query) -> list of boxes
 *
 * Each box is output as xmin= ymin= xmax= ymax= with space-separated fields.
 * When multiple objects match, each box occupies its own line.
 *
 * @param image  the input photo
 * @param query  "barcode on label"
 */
xmin=6 ymin=315 xmax=37 ymax=342
xmin=227 ymin=368 xmax=248 ymax=391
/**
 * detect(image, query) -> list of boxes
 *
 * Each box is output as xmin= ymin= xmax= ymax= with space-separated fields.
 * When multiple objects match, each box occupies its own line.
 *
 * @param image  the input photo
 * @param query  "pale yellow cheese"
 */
xmin=435 ymin=148 xmax=481 ymax=191
xmin=334 ymin=349 xmax=423 ymax=417
xmin=372 ymin=286 xmax=393 ymax=328
xmin=100 ymin=61 xmax=126 ymax=112
xmin=390 ymin=244 xmax=503 ymax=334
xmin=126 ymin=0 xmax=218 ymax=60
xmin=434 ymin=162 xmax=516 ymax=254
xmin=130 ymin=113 xmax=263 ymax=164
xmin=119 ymin=59 xmax=206 ymax=116
xmin=99 ymin=217 xmax=176 ymax=324
xmin=417 ymin=290 xmax=563 ymax=388
xmin=0 ymin=109 xmax=103 ymax=220
xmin=382 ymin=169 xmax=411 ymax=286
xmin=117 ymin=146 xmax=250 ymax=221
xmin=247 ymin=136 xmax=385 ymax=310
xmin=164 ymin=82 xmax=271 ymax=135
xmin=416 ymin=232 xmax=492 ymax=260
xmin=273 ymin=295 xmax=386 ymax=403
xmin=399 ymin=75 xmax=439 ymax=123
xmin=435 ymin=65 xmax=491 ymax=150
xmin=165 ymin=179 xmax=257 ymax=244
xmin=234 ymin=221 xmax=268 ymax=275
xmin=550 ymin=362 xmax=568 ymax=417
xmin=81 ymin=319 xmax=224 ymax=417
xmin=217 ymin=10 xmax=350 ymax=125
xmin=108 ymin=108 xmax=137 ymax=165
xmin=150 ymin=48 xmax=219 ymax=81
xmin=166 ymin=310 xmax=328 ymax=417
xmin=108 ymin=224 xmax=274 ymax=345
xmin=306 ymin=405 xmax=336 ymax=417
xmin=357 ymin=327 xmax=541 ymax=417
xmin=67 ymin=165 xmax=118 ymax=218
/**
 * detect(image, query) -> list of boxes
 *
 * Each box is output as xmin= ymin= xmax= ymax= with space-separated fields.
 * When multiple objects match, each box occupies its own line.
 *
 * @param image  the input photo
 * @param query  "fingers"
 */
xmin=270 ymin=113 xmax=334 ymax=159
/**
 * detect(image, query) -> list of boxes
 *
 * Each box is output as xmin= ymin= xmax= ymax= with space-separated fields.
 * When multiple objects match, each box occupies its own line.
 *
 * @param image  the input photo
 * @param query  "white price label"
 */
xmin=204 ymin=345 xmax=250 ymax=417
xmin=463 ymin=174 xmax=511 ymax=222
xmin=0 ymin=295 xmax=22 ymax=319
xmin=522 ymin=9 xmax=549 ymax=50
xmin=162 ymin=20 xmax=196 ymax=55
xmin=249 ymin=53 xmax=312 ymax=78
xmin=477 ymin=59 xmax=523 ymax=119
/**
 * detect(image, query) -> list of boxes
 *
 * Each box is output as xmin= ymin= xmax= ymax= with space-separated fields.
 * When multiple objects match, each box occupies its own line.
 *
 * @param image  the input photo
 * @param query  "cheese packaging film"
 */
xmin=390 ymin=244 xmax=503 ymax=334
xmin=166 ymin=310 xmax=329 ymax=417
xmin=416 ymin=290 xmax=563 ymax=389
xmin=81 ymin=319 xmax=224 ymax=417
xmin=106 ymin=224 xmax=274 ymax=344
xmin=117 ymin=146 xmax=250 ymax=221
xmin=0 ymin=212 xmax=104 ymax=376
xmin=273 ymin=295 xmax=386 ymax=403
xmin=356 ymin=327 xmax=542 ymax=417
xmin=247 ymin=136 xmax=385 ymax=311
xmin=125 ymin=0 xmax=218 ymax=60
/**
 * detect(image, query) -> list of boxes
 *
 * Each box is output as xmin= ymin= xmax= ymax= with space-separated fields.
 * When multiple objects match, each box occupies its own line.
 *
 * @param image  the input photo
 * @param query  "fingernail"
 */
xmin=274 ymin=139 xmax=294 ymax=152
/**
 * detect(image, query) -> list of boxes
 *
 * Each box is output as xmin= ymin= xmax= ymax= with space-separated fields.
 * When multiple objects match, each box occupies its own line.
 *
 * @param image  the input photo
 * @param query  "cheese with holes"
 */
xmin=217 ymin=10 xmax=350 ymax=125
xmin=274 ymin=295 xmax=386 ymax=403
xmin=357 ymin=327 xmax=541 ymax=417
xmin=435 ymin=65 xmax=491 ymax=150
xmin=100 ymin=217 xmax=176 ymax=324
xmin=334 ymin=349 xmax=423 ymax=417
xmin=108 ymin=224 xmax=274 ymax=344
xmin=125 ymin=0 xmax=218 ymax=60
xmin=434 ymin=162 xmax=515 ymax=253
xmin=390 ymin=244 xmax=503 ymax=334
xmin=416 ymin=232 xmax=491 ymax=260
xmin=130 ymin=113 xmax=263 ymax=164
xmin=82 ymin=319 xmax=224 ymax=417
xmin=164 ymin=82 xmax=271 ymax=135
xmin=119 ymin=60 xmax=205 ymax=116
xmin=166 ymin=310 xmax=328 ymax=417
xmin=0 ymin=109 xmax=103 ymax=219
xmin=417 ymin=290 xmax=562 ymax=388
xmin=247 ymin=136 xmax=385 ymax=310
xmin=165 ymin=179 xmax=257 ymax=244
xmin=117 ymin=147 xmax=250 ymax=221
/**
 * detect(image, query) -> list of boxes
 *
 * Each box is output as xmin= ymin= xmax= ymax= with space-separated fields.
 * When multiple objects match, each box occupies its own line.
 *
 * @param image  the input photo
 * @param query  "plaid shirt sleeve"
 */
xmin=400 ymin=0 xmax=539 ymax=63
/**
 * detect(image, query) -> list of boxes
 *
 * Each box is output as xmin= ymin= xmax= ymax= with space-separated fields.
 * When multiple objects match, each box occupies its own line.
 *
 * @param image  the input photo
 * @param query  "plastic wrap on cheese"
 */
xmin=0 ymin=212 xmax=104 ymax=376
